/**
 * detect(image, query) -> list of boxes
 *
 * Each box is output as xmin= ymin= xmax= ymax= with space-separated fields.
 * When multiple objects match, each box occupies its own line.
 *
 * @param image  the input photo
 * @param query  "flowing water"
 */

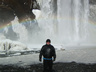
xmin=0 ymin=0 xmax=94 ymax=45
xmin=36 ymin=0 xmax=89 ymax=44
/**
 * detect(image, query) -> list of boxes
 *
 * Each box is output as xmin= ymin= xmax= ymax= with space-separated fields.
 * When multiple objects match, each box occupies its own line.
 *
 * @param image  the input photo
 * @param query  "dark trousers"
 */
xmin=43 ymin=60 xmax=53 ymax=72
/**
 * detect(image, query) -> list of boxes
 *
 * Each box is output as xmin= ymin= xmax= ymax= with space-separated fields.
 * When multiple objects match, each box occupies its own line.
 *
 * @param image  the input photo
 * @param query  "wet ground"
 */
xmin=0 ymin=50 xmax=40 ymax=58
xmin=0 ymin=62 xmax=96 ymax=72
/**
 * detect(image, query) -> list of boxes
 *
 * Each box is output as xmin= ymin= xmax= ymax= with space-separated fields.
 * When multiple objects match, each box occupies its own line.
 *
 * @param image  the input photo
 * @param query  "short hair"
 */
xmin=46 ymin=39 xmax=51 ymax=43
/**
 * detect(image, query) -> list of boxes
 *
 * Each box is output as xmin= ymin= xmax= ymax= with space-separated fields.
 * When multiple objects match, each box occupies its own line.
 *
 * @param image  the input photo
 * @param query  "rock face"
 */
xmin=89 ymin=5 xmax=96 ymax=24
xmin=0 ymin=0 xmax=40 ymax=25
xmin=89 ymin=0 xmax=96 ymax=4
xmin=0 ymin=5 xmax=15 ymax=26
xmin=89 ymin=0 xmax=96 ymax=24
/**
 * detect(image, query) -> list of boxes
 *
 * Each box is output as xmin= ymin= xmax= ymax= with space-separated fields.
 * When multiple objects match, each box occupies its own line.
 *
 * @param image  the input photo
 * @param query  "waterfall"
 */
xmin=35 ymin=0 xmax=58 ymax=43
xmin=36 ymin=0 xmax=89 ymax=44
xmin=0 ymin=0 xmax=89 ymax=45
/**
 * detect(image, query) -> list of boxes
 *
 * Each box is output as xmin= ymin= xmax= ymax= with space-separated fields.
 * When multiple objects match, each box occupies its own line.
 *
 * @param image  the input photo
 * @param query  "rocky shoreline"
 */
xmin=0 ymin=62 xmax=96 ymax=72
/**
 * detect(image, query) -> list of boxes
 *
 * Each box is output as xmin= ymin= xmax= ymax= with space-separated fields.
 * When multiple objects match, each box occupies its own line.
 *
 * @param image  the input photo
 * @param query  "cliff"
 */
xmin=0 ymin=0 xmax=40 ymax=25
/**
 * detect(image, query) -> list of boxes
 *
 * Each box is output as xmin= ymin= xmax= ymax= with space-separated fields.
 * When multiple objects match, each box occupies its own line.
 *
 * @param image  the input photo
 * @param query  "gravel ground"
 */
xmin=0 ymin=62 xmax=96 ymax=72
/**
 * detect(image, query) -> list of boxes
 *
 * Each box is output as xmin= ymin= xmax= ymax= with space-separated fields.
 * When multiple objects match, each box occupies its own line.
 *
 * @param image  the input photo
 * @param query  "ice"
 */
xmin=0 ymin=39 xmax=28 ymax=52
xmin=0 ymin=47 xmax=96 ymax=66
xmin=32 ymin=9 xmax=41 ymax=20
xmin=0 ymin=33 xmax=6 ymax=40
xmin=11 ymin=17 xmax=28 ymax=42
xmin=0 ymin=39 xmax=95 ymax=66
xmin=0 ymin=40 xmax=96 ymax=66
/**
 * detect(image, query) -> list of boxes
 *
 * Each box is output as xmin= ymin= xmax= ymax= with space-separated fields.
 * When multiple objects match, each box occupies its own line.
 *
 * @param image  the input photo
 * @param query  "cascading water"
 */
xmin=0 ymin=0 xmax=90 ymax=45
xmin=34 ymin=0 xmax=58 ymax=44
xmin=36 ymin=0 xmax=89 ymax=44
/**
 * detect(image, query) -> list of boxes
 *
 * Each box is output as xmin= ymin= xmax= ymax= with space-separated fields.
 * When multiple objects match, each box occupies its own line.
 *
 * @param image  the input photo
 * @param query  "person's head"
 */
xmin=46 ymin=39 xmax=51 ymax=45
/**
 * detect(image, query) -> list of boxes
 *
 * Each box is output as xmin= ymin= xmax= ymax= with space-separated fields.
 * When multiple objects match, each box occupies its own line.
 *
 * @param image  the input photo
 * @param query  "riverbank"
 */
xmin=0 ymin=47 xmax=96 ymax=72
xmin=0 ymin=47 xmax=96 ymax=65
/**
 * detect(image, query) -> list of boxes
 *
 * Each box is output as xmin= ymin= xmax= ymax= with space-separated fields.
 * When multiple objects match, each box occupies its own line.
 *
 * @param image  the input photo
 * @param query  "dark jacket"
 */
xmin=39 ymin=44 xmax=56 ymax=61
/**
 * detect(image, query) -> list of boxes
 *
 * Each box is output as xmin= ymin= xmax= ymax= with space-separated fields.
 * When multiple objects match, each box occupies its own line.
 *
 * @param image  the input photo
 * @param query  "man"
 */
xmin=39 ymin=39 xmax=56 ymax=72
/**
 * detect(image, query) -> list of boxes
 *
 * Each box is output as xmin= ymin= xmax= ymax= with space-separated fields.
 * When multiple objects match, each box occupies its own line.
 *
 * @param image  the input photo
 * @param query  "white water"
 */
xmin=0 ymin=0 xmax=94 ymax=46
xmin=35 ymin=0 xmax=57 ymax=44
xmin=36 ymin=0 xmax=89 ymax=45
xmin=57 ymin=0 xmax=89 ymax=44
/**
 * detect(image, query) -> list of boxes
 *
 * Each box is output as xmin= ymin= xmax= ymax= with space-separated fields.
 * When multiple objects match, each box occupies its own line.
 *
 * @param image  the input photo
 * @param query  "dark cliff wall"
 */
xmin=89 ymin=0 xmax=96 ymax=4
xmin=0 ymin=0 xmax=39 ymax=25
xmin=0 ymin=5 xmax=15 ymax=25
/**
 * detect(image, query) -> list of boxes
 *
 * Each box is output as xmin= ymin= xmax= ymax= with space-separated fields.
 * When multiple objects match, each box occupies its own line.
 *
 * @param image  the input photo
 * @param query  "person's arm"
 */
xmin=39 ymin=46 xmax=44 ymax=62
xmin=52 ymin=46 xmax=56 ymax=61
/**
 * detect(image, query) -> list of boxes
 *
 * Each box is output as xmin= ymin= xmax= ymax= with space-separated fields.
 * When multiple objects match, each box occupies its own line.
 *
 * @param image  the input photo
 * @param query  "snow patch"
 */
xmin=32 ymin=9 xmax=41 ymax=19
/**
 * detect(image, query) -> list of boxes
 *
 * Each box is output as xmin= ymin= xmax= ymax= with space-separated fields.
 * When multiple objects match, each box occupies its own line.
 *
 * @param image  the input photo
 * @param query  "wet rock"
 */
xmin=89 ymin=5 xmax=96 ymax=24
xmin=89 ymin=0 xmax=96 ymax=5
xmin=0 ymin=5 xmax=15 ymax=26
xmin=0 ymin=0 xmax=40 ymax=23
